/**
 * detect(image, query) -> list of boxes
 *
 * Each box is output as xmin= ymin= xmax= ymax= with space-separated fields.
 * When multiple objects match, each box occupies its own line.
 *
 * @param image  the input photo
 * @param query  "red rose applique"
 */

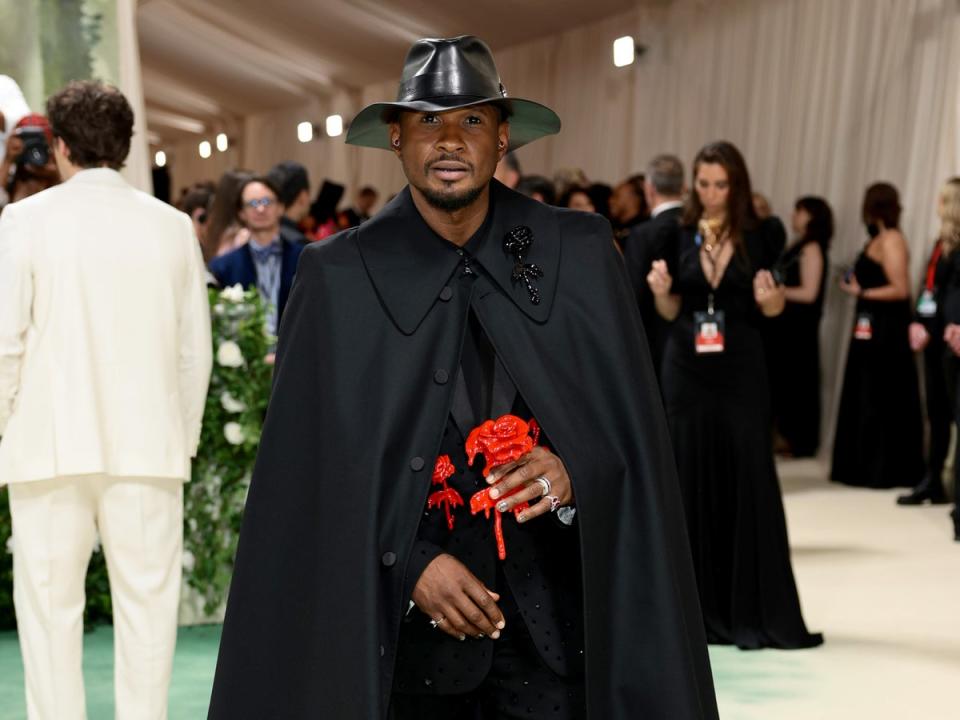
xmin=426 ymin=454 xmax=464 ymax=531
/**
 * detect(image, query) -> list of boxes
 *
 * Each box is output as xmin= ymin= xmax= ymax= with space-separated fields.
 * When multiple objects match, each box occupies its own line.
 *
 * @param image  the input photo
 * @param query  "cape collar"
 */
xmin=356 ymin=180 xmax=559 ymax=335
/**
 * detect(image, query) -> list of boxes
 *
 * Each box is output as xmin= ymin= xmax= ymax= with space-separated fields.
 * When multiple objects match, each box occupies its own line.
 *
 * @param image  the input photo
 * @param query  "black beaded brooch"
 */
xmin=503 ymin=225 xmax=543 ymax=305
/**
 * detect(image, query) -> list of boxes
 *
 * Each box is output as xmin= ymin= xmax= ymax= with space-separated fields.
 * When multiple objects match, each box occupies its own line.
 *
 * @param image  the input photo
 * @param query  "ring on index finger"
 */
xmin=430 ymin=616 xmax=446 ymax=629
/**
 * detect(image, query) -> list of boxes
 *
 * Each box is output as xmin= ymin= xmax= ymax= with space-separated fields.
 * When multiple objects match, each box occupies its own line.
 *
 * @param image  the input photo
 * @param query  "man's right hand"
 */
xmin=411 ymin=553 xmax=505 ymax=642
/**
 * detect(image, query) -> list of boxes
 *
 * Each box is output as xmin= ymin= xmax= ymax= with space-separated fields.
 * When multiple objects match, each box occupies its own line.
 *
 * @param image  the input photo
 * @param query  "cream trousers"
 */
xmin=8 ymin=475 xmax=183 ymax=720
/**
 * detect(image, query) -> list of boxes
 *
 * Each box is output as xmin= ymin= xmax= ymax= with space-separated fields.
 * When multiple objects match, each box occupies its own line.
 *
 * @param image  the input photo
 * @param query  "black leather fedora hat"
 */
xmin=346 ymin=35 xmax=560 ymax=151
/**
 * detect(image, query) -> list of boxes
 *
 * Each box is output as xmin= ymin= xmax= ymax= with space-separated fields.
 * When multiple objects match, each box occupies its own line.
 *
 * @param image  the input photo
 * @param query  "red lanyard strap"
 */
xmin=925 ymin=243 xmax=943 ymax=291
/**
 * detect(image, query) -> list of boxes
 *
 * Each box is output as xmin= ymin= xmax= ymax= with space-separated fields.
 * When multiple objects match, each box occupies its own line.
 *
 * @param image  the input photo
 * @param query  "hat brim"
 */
xmin=345 ymin=96 xmax=560 ymax=151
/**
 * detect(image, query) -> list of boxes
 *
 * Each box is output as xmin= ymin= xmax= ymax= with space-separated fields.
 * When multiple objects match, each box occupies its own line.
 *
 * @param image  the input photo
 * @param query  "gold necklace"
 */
xmin=699 ymin=217 xmax=726 ymax=252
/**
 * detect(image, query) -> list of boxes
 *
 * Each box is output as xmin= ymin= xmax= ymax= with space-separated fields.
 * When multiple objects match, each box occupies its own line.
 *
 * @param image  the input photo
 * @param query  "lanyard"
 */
xmin=925 ymin=243 xmax=943 ymax=292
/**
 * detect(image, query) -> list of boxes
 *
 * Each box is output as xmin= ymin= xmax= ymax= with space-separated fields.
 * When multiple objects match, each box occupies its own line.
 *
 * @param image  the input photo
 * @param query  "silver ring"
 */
xmin=534 ymin=475 xmax=551 ymax=496
xmin=430 ymin=616 xmax=446 ymax=629
xmin=545 ymin=495 xmax=561 ymax=512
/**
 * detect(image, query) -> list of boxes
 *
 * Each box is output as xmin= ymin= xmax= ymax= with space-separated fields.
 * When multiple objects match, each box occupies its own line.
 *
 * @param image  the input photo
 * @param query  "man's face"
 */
xmin=390 ymin=105 xmax=508 ymax=212
xmin=239 ymin=182 xmax=282 ymax=234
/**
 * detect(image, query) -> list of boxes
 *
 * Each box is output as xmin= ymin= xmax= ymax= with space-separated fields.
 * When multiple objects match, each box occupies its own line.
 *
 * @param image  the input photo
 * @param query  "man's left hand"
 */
xmin=486 ymin=446 xmax=573 ymax=523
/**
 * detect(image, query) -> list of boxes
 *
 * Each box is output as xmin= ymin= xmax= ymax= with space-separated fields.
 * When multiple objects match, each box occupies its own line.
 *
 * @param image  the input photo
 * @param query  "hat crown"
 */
xmin=397 ymin=35 xmax=507 ymax=104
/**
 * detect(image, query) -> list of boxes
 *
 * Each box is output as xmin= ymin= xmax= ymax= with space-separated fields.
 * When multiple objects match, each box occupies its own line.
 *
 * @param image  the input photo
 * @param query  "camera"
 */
xmin=14 ymin=126 xmax=49 ymax=167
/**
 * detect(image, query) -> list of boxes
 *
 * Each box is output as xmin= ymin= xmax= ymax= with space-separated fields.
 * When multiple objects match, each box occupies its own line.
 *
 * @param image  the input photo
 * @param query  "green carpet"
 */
xmin=0 ymin=625 xmax=219 ymax=720
xmin=0 ymin=625 xmax=807 ymax=719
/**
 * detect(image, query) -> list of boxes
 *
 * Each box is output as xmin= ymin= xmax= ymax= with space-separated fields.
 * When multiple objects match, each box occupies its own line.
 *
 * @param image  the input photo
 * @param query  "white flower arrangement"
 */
xmin=220 ymin=283 xmax=246 ymax=303
xmin=216 ymin=340 xmax=245 ymax=368
xmin=220 ymin=391 xmax=247 ymax=413
xmin=184 ymin=285 xmax=272 ymax=617
xmin=223 ymin=422 xmax=245 ymax=445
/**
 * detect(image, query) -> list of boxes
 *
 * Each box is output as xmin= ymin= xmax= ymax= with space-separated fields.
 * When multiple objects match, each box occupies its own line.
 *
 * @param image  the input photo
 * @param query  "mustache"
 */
xmin=425 ymin=153 xmax=473 ymax=172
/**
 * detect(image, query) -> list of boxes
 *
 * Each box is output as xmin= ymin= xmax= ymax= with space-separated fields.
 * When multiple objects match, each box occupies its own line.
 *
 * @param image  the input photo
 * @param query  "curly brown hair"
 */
xmin=46 ymin=80 xmax=134 ymax=170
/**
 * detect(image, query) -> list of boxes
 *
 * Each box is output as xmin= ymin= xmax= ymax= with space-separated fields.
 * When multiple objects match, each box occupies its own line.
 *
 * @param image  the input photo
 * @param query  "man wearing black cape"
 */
xmin=209 ymin=36 xmax=719 ymax=720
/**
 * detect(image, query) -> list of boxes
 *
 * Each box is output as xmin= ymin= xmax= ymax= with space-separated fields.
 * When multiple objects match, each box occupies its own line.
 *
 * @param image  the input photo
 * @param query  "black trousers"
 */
xmin=389 ymin=584 xmax=586 ymax=720
xmin=924 ymin=342 xmax=953 ymax=489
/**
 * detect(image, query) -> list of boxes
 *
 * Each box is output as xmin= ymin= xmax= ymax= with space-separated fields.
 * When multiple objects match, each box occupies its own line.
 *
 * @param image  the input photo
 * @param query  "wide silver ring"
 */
xmin=430 ymin=616 xmax=446 ymax=629
xmin=534 ymin=475 xmax=551 ymax=497
xmin=545 ymin=494 xmax=561 ymax=512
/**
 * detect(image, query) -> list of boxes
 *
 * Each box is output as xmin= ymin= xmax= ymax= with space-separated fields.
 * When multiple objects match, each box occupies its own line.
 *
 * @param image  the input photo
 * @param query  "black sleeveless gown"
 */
xmin=661 ymin=219 xmax=823 ymax=650
xmin=769 ymin=241 xmax=826 ymax=456
xmin=831 ymin=248 xmax=924 ymax=488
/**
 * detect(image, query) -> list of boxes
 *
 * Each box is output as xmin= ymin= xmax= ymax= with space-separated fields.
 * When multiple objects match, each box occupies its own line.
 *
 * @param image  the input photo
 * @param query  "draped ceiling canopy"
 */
xmin=136 ymin=0 xmax=960 ymax=461
xmin=137 ymin=0 xmax=645 ymax=144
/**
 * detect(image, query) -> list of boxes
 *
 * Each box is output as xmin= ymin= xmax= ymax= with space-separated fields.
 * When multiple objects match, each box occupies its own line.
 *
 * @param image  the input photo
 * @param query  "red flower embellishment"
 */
xmin=465 ymin=415 xmax=541 ymax=560
xmin=465 ymin=415 xmax=537 ymax=477
xmin=426 ymin=454 xmax=464 ymax=531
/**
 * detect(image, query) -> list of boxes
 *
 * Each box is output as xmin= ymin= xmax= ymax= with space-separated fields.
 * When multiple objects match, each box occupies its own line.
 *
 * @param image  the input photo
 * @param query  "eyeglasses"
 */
xmin=243 ymin=197 xmax=275 ymax=210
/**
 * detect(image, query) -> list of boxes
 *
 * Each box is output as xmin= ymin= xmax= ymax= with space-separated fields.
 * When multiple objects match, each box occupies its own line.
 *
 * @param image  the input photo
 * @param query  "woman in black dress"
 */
xmin=647 ymin=141 xmax=822 ymax=650
xmin=832 ymin=183 xmax=924 ymax=489
xmin=769 ymin=197 xmax=833 ymax=457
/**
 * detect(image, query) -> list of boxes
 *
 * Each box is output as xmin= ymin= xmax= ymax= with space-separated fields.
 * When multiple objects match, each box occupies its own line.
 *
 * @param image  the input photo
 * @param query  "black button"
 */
xmin=434 ymin=369 xmax=449 ymax=384
xmin=439 ymin=286 xmax=453 ymax=302
xmin=382 ymin=551 xmax=397 ymax=567
xmin=380 ymin=645 xmax=385 ymax=657
xmin=410 ymin=456 xmax=425 ymax=471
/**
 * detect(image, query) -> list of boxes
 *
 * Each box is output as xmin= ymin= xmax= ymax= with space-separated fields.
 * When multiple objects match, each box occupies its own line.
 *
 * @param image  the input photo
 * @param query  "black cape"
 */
xmin=208 ymin=181 xmax=719 ymax=719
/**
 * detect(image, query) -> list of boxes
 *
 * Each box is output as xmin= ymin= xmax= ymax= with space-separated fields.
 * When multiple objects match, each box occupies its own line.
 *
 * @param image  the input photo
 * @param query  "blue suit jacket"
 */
xmin=208 ymin=234 xmax=304 ymax=326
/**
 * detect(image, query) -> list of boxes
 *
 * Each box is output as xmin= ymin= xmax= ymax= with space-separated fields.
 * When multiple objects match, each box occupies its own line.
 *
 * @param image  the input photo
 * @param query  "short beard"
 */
xmin=418 ymin=183 xmax=486 ymax=212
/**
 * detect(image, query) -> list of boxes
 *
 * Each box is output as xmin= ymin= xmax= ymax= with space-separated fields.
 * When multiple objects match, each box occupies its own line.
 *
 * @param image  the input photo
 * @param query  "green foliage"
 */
xmin=0 ymin=489 xmax=13 ymax=629
xmin=183 ymin=287 xmax=272 ymax=615
xmin=39 ymin=0 xmax=97 ymax=92
xmin=0 ymin=286 xmax=272 ymax=628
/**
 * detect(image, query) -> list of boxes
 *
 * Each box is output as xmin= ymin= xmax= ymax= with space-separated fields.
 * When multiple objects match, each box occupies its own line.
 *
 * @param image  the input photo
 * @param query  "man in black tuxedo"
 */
xmin=623 ymin=154 xmax=686 ymax=375
xmin=209 ymin=36 xmax=718 ymax=720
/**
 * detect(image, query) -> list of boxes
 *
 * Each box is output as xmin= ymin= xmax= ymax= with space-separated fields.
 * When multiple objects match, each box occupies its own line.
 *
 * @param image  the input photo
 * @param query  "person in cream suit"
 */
xmin=0 ymin=81 xmax=212 ymax=719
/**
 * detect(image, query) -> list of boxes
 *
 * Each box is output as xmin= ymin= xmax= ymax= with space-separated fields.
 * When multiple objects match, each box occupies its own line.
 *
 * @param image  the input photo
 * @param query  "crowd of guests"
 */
xmin=496 ymin=144 xmax=960 ymax=646
xmin=167 ymin=140 xmax=959 ymax=651
xmin=4 ymin=86 xmax=959 ymax=655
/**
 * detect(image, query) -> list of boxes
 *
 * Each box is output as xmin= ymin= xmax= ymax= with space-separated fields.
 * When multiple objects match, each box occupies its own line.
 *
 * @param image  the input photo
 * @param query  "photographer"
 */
xmin=0 ymin=114 xmax=60 ymax=210
xmin=0 ymin=75 xmax=30 ymax=160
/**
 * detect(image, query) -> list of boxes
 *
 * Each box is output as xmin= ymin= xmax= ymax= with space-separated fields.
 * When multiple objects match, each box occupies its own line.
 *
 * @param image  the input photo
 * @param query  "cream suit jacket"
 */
xmin=0 ymin=168 xmax=213 ymax=485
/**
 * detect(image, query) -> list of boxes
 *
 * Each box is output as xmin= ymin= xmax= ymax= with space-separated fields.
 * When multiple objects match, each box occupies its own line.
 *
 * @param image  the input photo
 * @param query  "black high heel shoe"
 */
xmin=896 ymin=477 xmax=949 ymax=506
xmin=951 ymin=508 xmax=959 ymax=542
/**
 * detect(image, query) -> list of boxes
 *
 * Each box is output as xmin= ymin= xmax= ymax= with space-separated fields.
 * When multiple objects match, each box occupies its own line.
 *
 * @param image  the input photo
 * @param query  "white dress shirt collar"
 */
xmin=651 ymin=200 xmax=684 ymax=218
